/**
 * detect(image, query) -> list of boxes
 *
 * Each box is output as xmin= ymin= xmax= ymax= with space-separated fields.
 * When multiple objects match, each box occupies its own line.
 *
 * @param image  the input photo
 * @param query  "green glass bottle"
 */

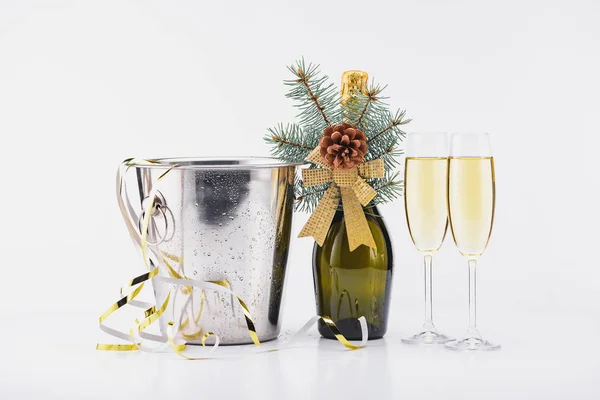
xmin=313 ymin=206 xmax=393 ymax=340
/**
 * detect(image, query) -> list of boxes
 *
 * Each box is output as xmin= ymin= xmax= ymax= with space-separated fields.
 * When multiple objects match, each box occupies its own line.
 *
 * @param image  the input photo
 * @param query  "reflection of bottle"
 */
xmin=194 ymin=170 xmax=250 ymax=225
xmin=312 ymin=71 xmax=394 ymax=340
xmin=268 ymin=168 xmax=295 ymax=324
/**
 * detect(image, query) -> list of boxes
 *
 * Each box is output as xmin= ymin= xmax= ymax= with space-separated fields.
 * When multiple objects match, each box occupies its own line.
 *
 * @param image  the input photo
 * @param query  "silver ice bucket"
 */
xmin=117 ymin=158 xmax=299 ymax=344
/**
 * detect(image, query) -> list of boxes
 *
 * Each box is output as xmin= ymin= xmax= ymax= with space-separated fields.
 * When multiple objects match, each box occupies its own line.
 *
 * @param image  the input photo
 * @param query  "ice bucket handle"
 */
xmin=116 ymin=159 xmax=178 ymax=256
xmin=116 ymin=161 xmax=145 ymax=248
xmin=116 ymin=160 xmax=170 ymax=248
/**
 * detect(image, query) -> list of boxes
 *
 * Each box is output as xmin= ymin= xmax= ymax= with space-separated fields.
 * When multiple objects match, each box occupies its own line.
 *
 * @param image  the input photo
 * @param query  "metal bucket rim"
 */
xmin=133 ymin=157 xmax=303 ymax=170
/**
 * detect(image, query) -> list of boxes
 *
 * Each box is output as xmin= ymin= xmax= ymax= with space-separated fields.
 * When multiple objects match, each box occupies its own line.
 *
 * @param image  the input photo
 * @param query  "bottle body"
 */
xmin=312 ymin=206 xmax=393 ymax=340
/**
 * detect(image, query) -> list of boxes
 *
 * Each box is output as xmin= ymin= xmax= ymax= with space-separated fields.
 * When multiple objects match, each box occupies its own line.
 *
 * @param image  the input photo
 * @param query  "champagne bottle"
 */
xmin=312 ymin=71 xmax=394 ymax=340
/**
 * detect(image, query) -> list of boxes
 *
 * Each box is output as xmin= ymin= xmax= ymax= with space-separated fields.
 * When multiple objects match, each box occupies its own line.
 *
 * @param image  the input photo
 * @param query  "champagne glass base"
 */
xmin=401 ymin=330 xmax=452 ymax=345
xmin=444 ymin=337 xmax=500 ymax=351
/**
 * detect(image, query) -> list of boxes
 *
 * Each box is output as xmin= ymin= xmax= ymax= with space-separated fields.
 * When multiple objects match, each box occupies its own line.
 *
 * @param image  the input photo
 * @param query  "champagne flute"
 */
xmin=445 ymin=133 xmax=500 ymax=351
xmin=401 ymin=133 xmax=451 ymax=344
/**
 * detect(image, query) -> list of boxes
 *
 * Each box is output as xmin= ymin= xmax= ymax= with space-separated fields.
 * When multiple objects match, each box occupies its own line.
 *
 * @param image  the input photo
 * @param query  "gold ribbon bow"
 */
xmin=298 ymin=148 xmax=385 ymax=251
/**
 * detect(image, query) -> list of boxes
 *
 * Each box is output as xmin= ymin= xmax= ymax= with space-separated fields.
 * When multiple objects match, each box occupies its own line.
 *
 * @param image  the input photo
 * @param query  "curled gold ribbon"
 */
xmin=168 ymin=321 xmax=219 ymax=360
xmin=96 ymin=267 xmax=160 ymax=351
xmin=320 ymin=316 xmax=364 ymax=350
xmin=165 ymin=315 xmax=368 ymax=360
xmin=100 ymin=159 xmax=263 ymax=355
xmin=298 ymin=148 xmax=384 ymax=251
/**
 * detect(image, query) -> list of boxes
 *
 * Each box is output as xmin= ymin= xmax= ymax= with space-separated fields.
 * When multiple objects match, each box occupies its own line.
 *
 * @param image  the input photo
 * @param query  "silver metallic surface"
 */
xmin=127 ymin=158 xmax=298 ymax=344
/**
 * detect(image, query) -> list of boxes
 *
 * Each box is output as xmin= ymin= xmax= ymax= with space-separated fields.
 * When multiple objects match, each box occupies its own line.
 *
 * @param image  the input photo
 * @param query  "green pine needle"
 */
xmin=293 ymin=173 xmax=332 ymax=213
xmin=284 ymin=58 xmax=341 ymax=132
xmin=264 ymin=123 xmax=318 ymax=163
xmin=343 ymin=81 xmax=389 ymax=131
xmin=369 ymin=171 xmax=404 ymax=206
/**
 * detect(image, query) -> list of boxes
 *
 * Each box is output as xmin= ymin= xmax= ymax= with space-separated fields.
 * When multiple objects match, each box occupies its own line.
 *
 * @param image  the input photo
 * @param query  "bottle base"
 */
xmin=318 ymin=318 xmax=386 ymax=341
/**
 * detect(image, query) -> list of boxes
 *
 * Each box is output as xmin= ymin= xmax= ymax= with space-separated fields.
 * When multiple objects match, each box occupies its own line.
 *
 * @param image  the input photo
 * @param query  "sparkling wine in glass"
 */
xmin=401 ymin=133 xmax=451 ymax=344
xmin=445 ymin=133 xmax=500 ymax=351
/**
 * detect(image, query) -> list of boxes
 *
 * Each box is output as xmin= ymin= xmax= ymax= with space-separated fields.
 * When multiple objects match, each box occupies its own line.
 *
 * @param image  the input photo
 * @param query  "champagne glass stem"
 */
xmin=403 ymin=250 xmax=450 ymax=344
xmin=466 ymin=258 xmax=480 ymax=337
xmin=423 ymin=253 xmax=434 ymax=330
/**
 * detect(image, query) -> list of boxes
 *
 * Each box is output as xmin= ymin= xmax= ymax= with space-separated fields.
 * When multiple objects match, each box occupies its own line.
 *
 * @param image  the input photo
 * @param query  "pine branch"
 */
xmin=293 ymin=173 xmax=331 ymax=213
xmin=377 ymin=145 xmax=403 ymax=171
xmin=279 ymin=140 xmax=312 ymax=150
xmin=343 ymin=81 xmax=388 ymax=131
xmin=269 ymin=135 xmax=313 ymax=151
xmin=356 ymin=94 xmax=375 ymax=126
xmin=294 ymin=187 xmax=328 ymax=212
xmin=368 ymin=109 xmax=407 ymax=143
xmin=284 ymin=59 xmax=341 ymax=131
xmin=356 ymin=84 xmax=387 ymax=126
xmin=297 ymin=69 xmax=330 ymax=126
xmin=369 ymin=171 xmax=404 ymax=206
xmin=366 ymin=109 xmax=410 ymax=161
xmin=264 ymin=123 xmax=319 ymax=163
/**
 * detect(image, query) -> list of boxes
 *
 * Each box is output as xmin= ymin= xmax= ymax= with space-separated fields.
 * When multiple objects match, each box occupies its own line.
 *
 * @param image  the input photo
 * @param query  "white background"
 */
xmin=1 ymin=0 xmax=599 ymax=399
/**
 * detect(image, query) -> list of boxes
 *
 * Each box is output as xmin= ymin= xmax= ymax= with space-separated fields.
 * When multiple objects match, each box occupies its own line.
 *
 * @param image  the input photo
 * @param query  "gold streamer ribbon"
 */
xmin=96 ymin=268 xmax=160 ymax=351
xmin=98 ymin=158 xmax=370 ymax=358
xmin=100 ymin=159 xmax=261 ymax=353
xmin=298 ymin=148 xmax=385 ymax=251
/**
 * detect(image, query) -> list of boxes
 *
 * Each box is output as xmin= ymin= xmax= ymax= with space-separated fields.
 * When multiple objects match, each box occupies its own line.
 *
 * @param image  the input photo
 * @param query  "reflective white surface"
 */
xmin=1 ymin=309 xmax=598 ymax=399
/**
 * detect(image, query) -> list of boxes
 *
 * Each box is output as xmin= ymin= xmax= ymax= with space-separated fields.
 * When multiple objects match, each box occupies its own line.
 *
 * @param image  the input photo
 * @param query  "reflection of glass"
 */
xmin=445 ymin=133 xmax=500 ymax=351
xmin=402 ymin=133 xmax=451 ymax=344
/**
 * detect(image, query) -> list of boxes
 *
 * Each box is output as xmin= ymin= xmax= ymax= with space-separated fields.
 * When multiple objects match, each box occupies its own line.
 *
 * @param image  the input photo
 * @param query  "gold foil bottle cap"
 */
xmin=340 ymin=70 xmax=369 ymax=105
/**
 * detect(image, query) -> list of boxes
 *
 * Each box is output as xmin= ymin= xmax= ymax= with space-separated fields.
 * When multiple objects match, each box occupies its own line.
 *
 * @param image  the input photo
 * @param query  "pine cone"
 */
xmin=319 ymin=123 xmax=368 ymax=169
